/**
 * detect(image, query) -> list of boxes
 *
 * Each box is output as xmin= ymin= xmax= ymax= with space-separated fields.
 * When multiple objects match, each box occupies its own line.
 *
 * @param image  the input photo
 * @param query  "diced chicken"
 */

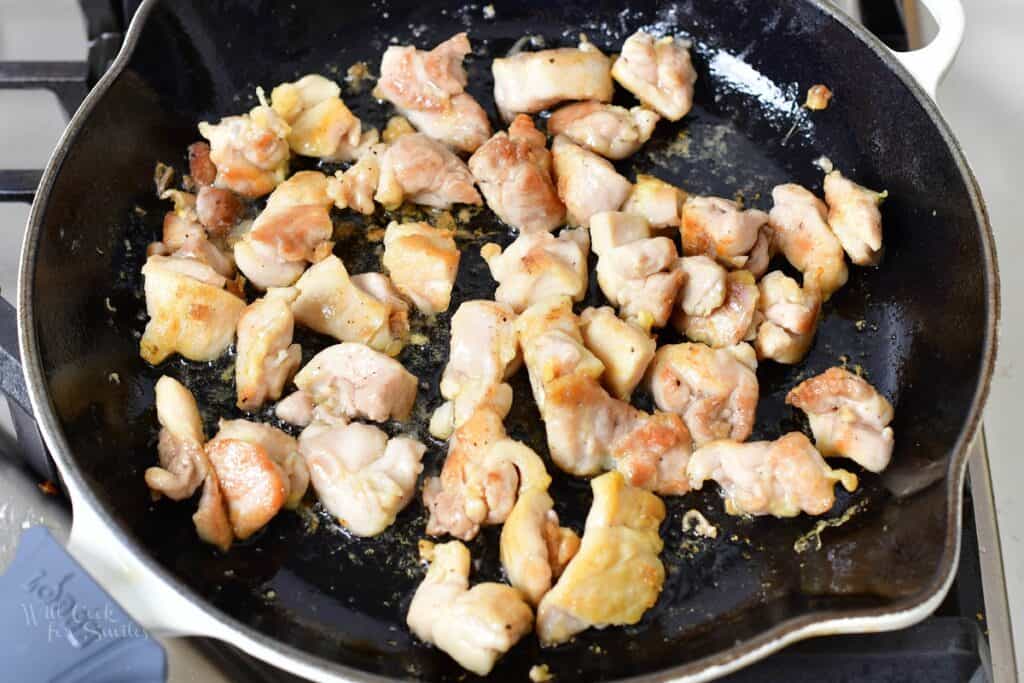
xmin=375 ymin=133 xmax=482 ymax=209
xmin=823 ymin=170 xmax=885 ymax=266
xmin=198 ymin=105 xmax=290 ymax=198
xmin=547 ymin=101 xmax=659 ymax=160
xmin=621 ymin=174 xmax=687 ymax=230
xmin=492 ymin=41 xmax=614 ymax=121
xmin=500 ymin=488 xmax=581 ymax=606
xmin=755 ymin=271 xmax=821 ymax=364
xmin=611 ymin=31 xmax=697 ymax=121
xmin=382 ymin=221 xmax=460 ymax=314
xmin=349 ymin=272 xmax=411 ymax=344
xmin=687 ymin=432 xmax=858 ymax=517
xmin=468 ymin=115 xmax=566 ymax=233
xmin=235 ymin=287 xmax=302 ymax=411
xmin=579 ymin=306 xmax=656 ymax=399
xmin=205 ymin=437 xmax=286 ymax=539
xmin=195 ymin=185 xmax=244 ymax=235
xmin=552 ymin=135 xmax=632 ymax=227
xmin=270 ymin=73 xmax=375 ymax=161
xmin=233 ymin=239 xmax=307 ymax=290
xmin=145 ymin=376 xmax=208 ymax=501
xmin=674 ymin=270 xmax=759 ymax=348
xmin=275 ymin=390 xmax=316 ymax=428
xmin=401 ymin=91 xmax=490 ymax=153
xmin=264 ymin=169 xmax=335 ymax=209
xmin=407 ymin=540 xmax=533 ymax=676
xmin=480 ymin=228 xmax=589 ymax=313
xmin=327 ymin=150 xmax=380 ymax=215
xmin=293 ymin=342 xmax=418 ymax=423
xmin=299 ymin=421 xmax=426 ymax=536
xmin=536 ymin=471 xmax=665 ymax=645
xmin=192 ymin=468 xmax=233 ymax=551
xmin=174 ymin=234 xmax=235 ymax=279
xmin=744 ymin=224 xmax=775 ymax=279
xmin=212 ymin=419 xmax=309 ymax=509
xmin=769 ymin=183 xmax=849 ymax=299
xmin=160 ymin=190 xmax=203 ymax=251
xmin=681 ymin=196 xmax=769 ymax=269
xmin=677 ymin=255 xmax=727 ymax=317
xmin=786 ymin=367 xmax=895 ymax=473
xmin=188 ymin=141 xmax=217 ymax=187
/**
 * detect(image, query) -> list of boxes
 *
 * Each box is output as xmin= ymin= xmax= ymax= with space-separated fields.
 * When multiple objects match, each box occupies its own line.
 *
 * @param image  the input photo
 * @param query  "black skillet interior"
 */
xmin=29 ymin=0 xmax=991 ymax=680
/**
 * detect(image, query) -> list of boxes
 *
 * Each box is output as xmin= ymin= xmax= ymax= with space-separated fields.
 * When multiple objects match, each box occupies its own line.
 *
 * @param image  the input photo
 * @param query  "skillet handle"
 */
xmin=889 ymin=0 xmax=965 ymax=99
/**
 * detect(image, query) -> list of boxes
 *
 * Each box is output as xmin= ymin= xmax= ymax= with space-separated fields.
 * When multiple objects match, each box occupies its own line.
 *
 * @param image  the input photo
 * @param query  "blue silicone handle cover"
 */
xmin=0 ymin=526 xmax=167 ymax=682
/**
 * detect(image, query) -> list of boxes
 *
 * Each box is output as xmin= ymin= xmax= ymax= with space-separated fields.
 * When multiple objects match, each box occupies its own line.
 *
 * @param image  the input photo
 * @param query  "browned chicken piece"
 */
xmin=687 ymin=432 xmax=858 ymax=517
xmin=536 ymin=471 xmax=665 ymax=645
xmin=382 ymin=221 xmax=460 ymax=314
xmin=786 ymin=367 xmax=895 ymax=473
xmin=480 ymin=228 xmax=589 ymax=313
xmin=579 ymin=306 xmax=656 ymax=400
xmin=173 ymin=233 xmax=235 ymax=279
xmin=187 ymin=141 xmax=217 ymax=187
xmin=195 ymin=185 xmax=244 ymax=234
xmin=198 ymin=104 xmax=291 ymax=198
xmin=145 ymin=375 xmax=208 ymax=501
xmin=160 ymin=190 xmax=204 ymax=251
xmin=233 ymin=239 xmax=307 ymax=291
xmin=396 ymin=89 xmax=489 ymax=153
xmin=677 ymin=255 xmax=727 ymax=317
xmin=492 ymin=40 xmax=614 ymax=121
xmin=744 ymin=224 xmax=775 ymax=279
xmin=769 ymin=183 xmax=849 ymax=299
xmin=375 ymin=133 xmax=482 ymax=209
xmin=468 ymin=114 xmax=566 ymax=233
xmin=552 ymin=135 xmax=632 ymax=227
xmin=235 ymin=287 xmax=302 ymax=411
xmin=611 ymin=31 xmax=697 ymax=121
xmin=213 ymin=418 xmax=309 ymax=509
xmin=674 ymin=270 xmax=760 ymax=348
xmin=205 ymin=436 xmax=286 ymax=540
xmin=270 ymin=74 xmax=377 ymax=161
xmin=823 ymin=170 xmax=886 ymax=266
xmin=621 ymin=174 xmax=687 ymax=230
xmin=327 ymin=149 xmax=380 ymax=215
xmin=192 ymin=467 xmax=233 ymax=551
xmin=681 ymin=196 xmax=770 ymax=269
xmin=349 ymin=272 xmax=411 ymax=343
xmin=755 ymin=271 xmax=821 ymax=364
xmin=407 ymin=540 xmax=534 ymax=676
xmin=647 ymin=342 xmax=758 ymax=446
xmin=547 ymin=101 xmax=659 ymax=160
xmin=293 ymin=342 xmax=418 ymax=423
xmin=500 ymin=488 xmax=581 ymax=606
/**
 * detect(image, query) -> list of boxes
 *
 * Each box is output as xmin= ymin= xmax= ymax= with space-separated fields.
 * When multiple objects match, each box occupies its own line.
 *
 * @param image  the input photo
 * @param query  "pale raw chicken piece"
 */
xmin=552 ymin=135 xmax=632 ymax=227
xmin=205 ymin=437 xmax=286 ymax=540
xmin=198 ymin=105 xmax=290 ymax=198
xmin=480 ymin=228 xmax=589 ymax=313
xmin=547 ymin=101 xmax=659 ymax=160
xmin=687 ymin=432 xmax=858 ymax=517
xmin=579 ymin=306 xmax=656 ymax=399
xmin=677 ymin=255 xmax=727 ymax=317
xmin=787 ymin=367 xmax=895 ymax=473
xmin=769 ymin=184 xmax=849 ymax=299
xmin=291 ymin=255 xmax=408 ymax=355
xmin=621 ymin=174 xmax=687 ymax=230
xmin=681 ymin=196 xmax=769 ymax=269
xmin=270 ymin=74 xmax=374 ymax=161
xmin=235 ymin=288 xmax=302 ymax=411
xmin=212 ymin=419 xmax=309 ymax=509
xmin=327 ymin=150 xmax=380 ymax=215
xmin=375 ymin=133 xmax=482 ymax=209
xmin=611 ymin=31 xmax=697 ymax=121
xmin=382 ymin=221 xmax=460 ymax=314
xmin=145 ymin=376 xmax=208 ymax=501
xmin=674 ymin=270 xmax=760 ymax=348
xmin=294 ymin=343 xmax=418 ymax=423
xmin=647 ymin=342 xmax=758 ymax=446
xmin=823 ymin=170 xmax=886 ymax=266
xmin=755 ymin=271 xmax=821 ymax=364
xmin=140 ymin=255 xmax=246 ymax=364
xmin=500 ymin=488 xmax=581 ymax=606
xmin=275 ymin=390 xmax=316 ymax=428
xmin=468 ymin=114 xmax=565 ymax=233
xmin=492 ymin=41 xmax=614 ymax=121
xmin=745 ymin=224 xmax=775 ymax=279
xmin=536 ymin=471 xmax=665 ymax=645
xmin=407 ymin=541 xmax=533 ymax=676
xmin=299 ymin=421 xmax=425 ymax=536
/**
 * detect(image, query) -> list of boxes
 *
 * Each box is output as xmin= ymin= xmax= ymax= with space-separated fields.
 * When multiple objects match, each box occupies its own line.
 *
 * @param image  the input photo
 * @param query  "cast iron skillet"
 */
xmin=11 ymin=0 xmax=999 ymax=680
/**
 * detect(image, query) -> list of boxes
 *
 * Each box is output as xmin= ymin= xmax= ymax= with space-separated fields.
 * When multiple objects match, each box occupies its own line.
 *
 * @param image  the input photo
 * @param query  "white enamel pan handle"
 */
xmin=888 ymin=0 xmax=965 ymax=99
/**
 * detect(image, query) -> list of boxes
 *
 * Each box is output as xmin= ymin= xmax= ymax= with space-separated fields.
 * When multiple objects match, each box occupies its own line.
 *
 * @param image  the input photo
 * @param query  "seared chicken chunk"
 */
xmin=744 ymin=224 xmax=775 ymax=279
xmin=160 ymin=190 xmax=203 ymax=251
xmin=681 ymin=196 xmax=770 ymax=269
xmin=327 ymin=149 xmax=380 ymax=215
xmin=674 ymin=270 xmax=759 ymax=348
xmin=611 ymin=31 xmax=697 ymax=121
xmin=382 ymin=221 xmax=460 ymax=314
xmin=198 ymin=105 xmax=290 ymax=198
xmin=349 ymin=272 xmax=411 ymax=343
xmin=145 ymin=375 xmax=208 ymax=501
xmin=468 ymin=114 xmax=565 ymax=233
xmin=677 ymin=255 xmax=727 ymax=317
xmin=769 ymin=183 xmax=848 ymax=299
xmin=622 ymin=174 xmax=687 ymax=230
xmin=500 ymin=488 xmax=580 ymax=606
xmin=823 ymin=170 xmax=885 ymax=266
xmin=375 ymin=133 xmax=482 ymax=209
xmin=786 ymin=367 xmax=895 ymax=473
xmin=407 ymin=541 xmax=533 ymax=676
xmin=536 ymin=471 xmax=665 ymax=645
xmin=552 ymin=136 xmax=632 ymax=227
xmin=235 ymin=287 xmax=302 ymax=411
xmin=188 ymin=141 xmax=217 ymax=187
xmin=688 ymin=432 xmax=858 ymax=517
xmin=481 ymin=228 xmax=589 ymax=313
xmin=547 ymin=101 xmax=659 ymax=160
xmin=270 ymin=74 xmax=375 ymax=161
xmin=212 ymin=419 xmax=309 ymax=509
xmin=275 ymin=390 xmax=316 ymax=428
xmin=579 ymin=306 xmax=656 ymax=400
xmin=755 ymin=271 xmax=821 ymax=364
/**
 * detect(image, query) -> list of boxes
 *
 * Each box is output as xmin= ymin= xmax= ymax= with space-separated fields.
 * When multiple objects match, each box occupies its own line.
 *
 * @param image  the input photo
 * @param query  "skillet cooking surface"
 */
xmin=30 ymin=0 xmax=993 ymax=680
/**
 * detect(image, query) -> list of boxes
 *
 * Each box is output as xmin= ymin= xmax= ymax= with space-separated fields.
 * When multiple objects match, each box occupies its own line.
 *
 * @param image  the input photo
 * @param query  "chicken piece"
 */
xmin=823 ymin=170 xmax=885 ymax=266
xmin=786 ymin=367 xmax=895 ymax=473
xmin=294 ymin=342 xmax=418 ymax=423
xmin=291 ymin=255 xmax=408 ymax=355
xmin=187 ymin=141 xmax=217 ymax=187
xmin=687 ymin=432 xmax=858 ymax=517
xmin=579 ymin=306 xmax=656 ymax=400
xmin=407 ymin=540 xmax=533 ymax=676
xmin=232 ymin=238 xmax=305 ymax=290
xmin=547 ymin=101 xmax=659 ymax=160
xmin=674 ymin=270 xmax=759 ymax=348
xmin=492 ymin=40 xmax=614 ymax=121
xmin=195 ymin=185 xmax=244 ymax=235
xmin=755 ymin=271 xmax=821 ymax=364
xmin=647 ymin=342 xmax=758 ymax=446
xmin=468 ymin=114 xmax=565 ymax=233
xmin=270 ymin=74 xmax=374 ymax=161
xmin=212 ymin=419 xmax=309 ymax=509
xmin=480 ymin=228 xmax=589 ymax=313
xmin=160 ymin=190 xmax=203 ymax=251
xmin=393 ymin=92 xmax=490 ymax=155
xmin=375 ymin=134 xmax=482 ymax=209
xmin=235 ymin=288 xmax=302 ymax=411
xmin=205 ymin=437 xmax=286 ymax=539
xmin=536 ymin=471 xmax=665 ymax=645
xmin=327 ymin=150 xmax=380 ymax=215
xmin=677 ymin=255 xmax=727 ymax=317
xmin=744 ymin=224 xmax=775 ymax=279
xmin=198 ymin=105 xmax=290 ymax=198
xmin=621 ymin=174 xmax=687 ymax=230
xmin=192 ymin=468 xmax=233 ymax=551
xmin=264 ymin=169 xmax=334 ymax=209
xmin=275 ymin=390 xmax=316 ymax=428
xmin=500 ymin=488 xmax=581 ymax=606
xmin=552 ymin=135 xmax=632 ymax=227
xmin=140 ymin=255 xmax=246 ymax=364
xmin=299 ymin=421 xmax=425 ymax=536
xmin=144 ymin=376 xmax=207 ymax=500
xmin=248 ymin=172 xmax=334 ymax=262
xmin=382 ymin=221 xmax=460 ymax=314
xmin=611 ymin=31 xmax=697 ymax=121
xmin=174 ymin=234 xmax=235 ymax=279
xmin=681 ymin=196 xmax=769 ymax=269
xmin=769 ymin=183 xmax=849 ymax=299
xmin=349 ymin=272 xmax=411 ymax=344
